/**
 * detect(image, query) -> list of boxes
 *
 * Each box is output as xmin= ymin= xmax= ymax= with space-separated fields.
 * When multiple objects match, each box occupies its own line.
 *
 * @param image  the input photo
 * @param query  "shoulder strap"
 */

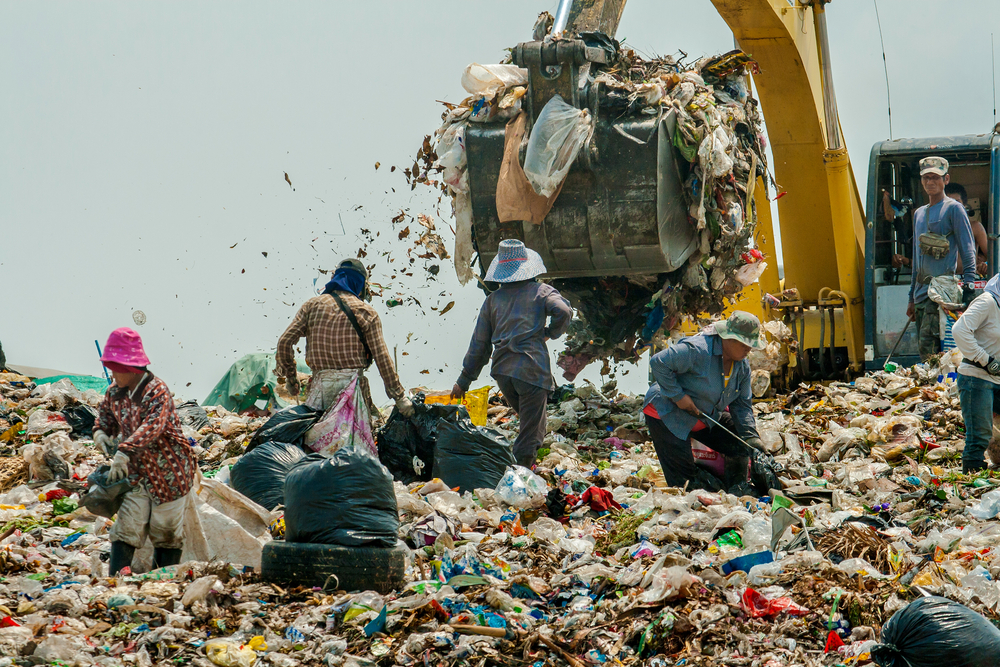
xmin=328 ymin=292 xmax=374 ymax=369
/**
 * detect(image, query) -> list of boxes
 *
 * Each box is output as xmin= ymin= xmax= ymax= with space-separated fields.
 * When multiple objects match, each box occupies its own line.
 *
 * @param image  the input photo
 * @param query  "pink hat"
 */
xmin=101 ymin=328 xmax=151 ymax=369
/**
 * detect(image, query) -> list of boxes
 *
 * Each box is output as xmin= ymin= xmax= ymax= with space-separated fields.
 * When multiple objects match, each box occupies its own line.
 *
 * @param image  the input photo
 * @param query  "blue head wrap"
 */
xmin=322 ymin=267 xmax=366 ymax=298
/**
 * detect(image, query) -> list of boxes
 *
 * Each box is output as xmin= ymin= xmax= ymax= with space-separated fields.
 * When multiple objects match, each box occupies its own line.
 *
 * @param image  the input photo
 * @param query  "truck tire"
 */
xmin=261 ymin=540 xmax=408 ymax=594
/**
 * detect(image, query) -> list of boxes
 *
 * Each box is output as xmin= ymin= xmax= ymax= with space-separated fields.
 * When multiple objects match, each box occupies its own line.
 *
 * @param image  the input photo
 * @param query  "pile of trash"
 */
xmin=6 ymin=358 xmax=1000 ymax=665
xmin=411 ymin=16 xmax=770 ymax=376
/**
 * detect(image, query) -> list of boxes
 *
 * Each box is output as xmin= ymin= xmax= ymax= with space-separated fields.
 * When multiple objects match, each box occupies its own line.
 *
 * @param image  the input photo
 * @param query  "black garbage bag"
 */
xmin=284 ymin=450 xmax=398 ymax=548
xmin=246 ymin=405 xmax=322 ymax=453
xmin=432 ymin=420 xmax=515 ymax=493
xmin=61 ymin=405 xmax=98 ymax=438
xmin=175 ymin=400 xmax=210 ymax=431
xmin=750 ymin=449 xmax=783 ymax=495
xmin=872 ymin=596 xmax=1000 ymax=666
xmin=377 ymin=395 xmax=467 ymax=484
xmin=230 ymin=441 xmax=306 ymax=510
xmin=80 ymin=465 xmax=133 ymax=519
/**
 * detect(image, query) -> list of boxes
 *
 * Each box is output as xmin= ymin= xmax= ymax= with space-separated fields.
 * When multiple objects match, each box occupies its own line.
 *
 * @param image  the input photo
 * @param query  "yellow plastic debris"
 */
xmin=424 ymin=386 xmax=490 ymax=426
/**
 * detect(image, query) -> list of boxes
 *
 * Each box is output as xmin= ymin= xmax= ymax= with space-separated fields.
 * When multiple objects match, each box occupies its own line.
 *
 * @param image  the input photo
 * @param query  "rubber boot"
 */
xmin=153 ymin=547 xmax=183 ymax=569
xmin=108 ymin=541 xmax=136 ymax=576
xmin=963 ymin=459 xmax=988 ymax=474
xmin=724 ymin=455 xmax=753 ymax=497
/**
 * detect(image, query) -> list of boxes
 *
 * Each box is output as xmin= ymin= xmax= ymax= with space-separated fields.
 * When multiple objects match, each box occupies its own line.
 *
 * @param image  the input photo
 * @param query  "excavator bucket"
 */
xmin=465 ymin=102 xmax=693 ymax=279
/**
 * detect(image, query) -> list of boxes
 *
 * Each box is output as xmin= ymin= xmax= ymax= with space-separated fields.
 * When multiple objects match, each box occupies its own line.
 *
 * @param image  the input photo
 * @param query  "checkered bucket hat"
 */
xmin=484 ymin=239 xmax=547 ymax=283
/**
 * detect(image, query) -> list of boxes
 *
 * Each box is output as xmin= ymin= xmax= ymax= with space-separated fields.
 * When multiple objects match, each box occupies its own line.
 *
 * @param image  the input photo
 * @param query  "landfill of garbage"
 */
xmin=5 ymin=346 xmax=1000 ymax=666
xmin=410 ymin=16 xmax=771 ymax=378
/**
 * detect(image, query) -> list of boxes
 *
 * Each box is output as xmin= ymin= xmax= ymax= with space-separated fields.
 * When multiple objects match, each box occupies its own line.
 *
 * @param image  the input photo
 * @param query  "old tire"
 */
xmin=261 ymin=540 xmax=408 ymax=593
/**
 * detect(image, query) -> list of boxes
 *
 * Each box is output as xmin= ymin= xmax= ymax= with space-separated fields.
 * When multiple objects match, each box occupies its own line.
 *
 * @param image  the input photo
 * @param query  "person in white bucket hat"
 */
xmin=452 ymin=240 xmax=573 ymax=467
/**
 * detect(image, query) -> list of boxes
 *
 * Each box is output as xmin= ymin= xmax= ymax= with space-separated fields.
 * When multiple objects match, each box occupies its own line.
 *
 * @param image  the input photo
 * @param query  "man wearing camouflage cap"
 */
xmin=642 ymin=311 xmax=768 ymax=494
xmin=907 ymin=156 xmax=977 ymax=360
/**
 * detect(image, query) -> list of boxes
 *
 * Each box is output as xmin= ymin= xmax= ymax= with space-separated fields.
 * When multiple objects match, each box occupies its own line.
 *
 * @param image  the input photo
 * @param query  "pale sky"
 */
xmin=3 ymin=1 xmax=998 ymax=405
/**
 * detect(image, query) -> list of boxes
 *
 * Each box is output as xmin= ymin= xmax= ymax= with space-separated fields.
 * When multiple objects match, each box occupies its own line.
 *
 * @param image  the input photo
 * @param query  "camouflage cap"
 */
xmin=714 ymin=311 xmax=765 ymax=350
xmin=919 ymin=156 xmax=949 ymax=176
xmin=338 ymin=258 xmax=368 ymax=280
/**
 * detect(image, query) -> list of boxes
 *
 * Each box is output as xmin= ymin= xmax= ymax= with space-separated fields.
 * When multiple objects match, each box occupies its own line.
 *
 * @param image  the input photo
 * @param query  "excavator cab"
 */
xmin=864 ymin=133 xmax=1000 ymax=369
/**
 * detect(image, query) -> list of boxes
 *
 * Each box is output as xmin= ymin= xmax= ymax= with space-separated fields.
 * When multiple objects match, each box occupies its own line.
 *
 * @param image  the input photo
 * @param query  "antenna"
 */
xmin=992 ymin=33 xmax=996 ymax=128
xmin=873 ymin=0 xmax=892 ymax=139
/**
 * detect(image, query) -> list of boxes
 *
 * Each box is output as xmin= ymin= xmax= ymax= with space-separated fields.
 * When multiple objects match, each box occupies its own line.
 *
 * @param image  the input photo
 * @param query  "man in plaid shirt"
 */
xmin=276 ymin=258 xmax=414 ymax=418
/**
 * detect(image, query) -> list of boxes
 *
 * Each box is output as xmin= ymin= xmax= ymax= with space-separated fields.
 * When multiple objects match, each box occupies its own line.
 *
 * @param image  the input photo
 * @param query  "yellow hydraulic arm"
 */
xmin=710 ymin=0 xmax=867 ymax=371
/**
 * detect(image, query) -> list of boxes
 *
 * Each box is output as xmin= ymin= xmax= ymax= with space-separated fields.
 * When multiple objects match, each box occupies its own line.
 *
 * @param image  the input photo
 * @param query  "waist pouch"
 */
xmin=916 ymin=232 xmax=952 ymax=285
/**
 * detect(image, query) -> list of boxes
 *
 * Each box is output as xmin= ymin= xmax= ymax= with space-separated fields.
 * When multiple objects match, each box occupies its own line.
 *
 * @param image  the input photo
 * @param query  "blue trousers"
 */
xmin=958 ymin=373 xmax=1000 ymax=471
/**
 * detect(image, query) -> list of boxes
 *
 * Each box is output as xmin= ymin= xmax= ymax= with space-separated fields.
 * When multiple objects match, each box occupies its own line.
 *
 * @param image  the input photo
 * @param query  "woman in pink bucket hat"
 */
xmin=92 ymin=327 xmax=198 ymax=575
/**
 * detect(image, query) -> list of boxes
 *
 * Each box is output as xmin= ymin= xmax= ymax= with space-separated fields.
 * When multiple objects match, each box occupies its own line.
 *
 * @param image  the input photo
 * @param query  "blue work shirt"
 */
xmin=457 ymin=280 xmax=573 ymax=392
xmin=909 ymin=197 xmax=976 ymax=304
xmin=643 ymin=333 xmax=758 ymax=441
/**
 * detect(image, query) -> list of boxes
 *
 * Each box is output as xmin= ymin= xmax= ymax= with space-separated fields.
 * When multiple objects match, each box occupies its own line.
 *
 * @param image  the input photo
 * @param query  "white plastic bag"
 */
xmin=436 ymin=121 xmax=468 ymax=193
xmin=735 ymin=261 xmax=768 ymax=287
xmin=461 ymin=63 xmax=528 ymax=97
xmin=494 ymin=465 xmax=547 ymax=509
xmin=523 ymin=95 xmax=593 ymax=197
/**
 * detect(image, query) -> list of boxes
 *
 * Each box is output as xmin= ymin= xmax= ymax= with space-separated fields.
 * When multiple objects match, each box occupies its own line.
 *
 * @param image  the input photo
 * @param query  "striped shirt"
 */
xmin=276 ymin=292 xmax=404 ymax=400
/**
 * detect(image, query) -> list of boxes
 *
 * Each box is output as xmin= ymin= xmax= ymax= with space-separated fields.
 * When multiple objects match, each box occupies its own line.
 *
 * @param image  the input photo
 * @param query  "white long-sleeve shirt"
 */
xmin=953 ymin=292 xmax=1000 ymax=385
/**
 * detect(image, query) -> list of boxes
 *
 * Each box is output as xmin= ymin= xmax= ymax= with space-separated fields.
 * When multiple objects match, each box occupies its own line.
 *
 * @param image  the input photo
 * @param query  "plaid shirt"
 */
xmin=458 ymin=281 xmax=572 ymax=392
xmin=276 ymin=292 xmax=404 ymax=400
xmin=96 ymin=374 xmax=197 ymax=504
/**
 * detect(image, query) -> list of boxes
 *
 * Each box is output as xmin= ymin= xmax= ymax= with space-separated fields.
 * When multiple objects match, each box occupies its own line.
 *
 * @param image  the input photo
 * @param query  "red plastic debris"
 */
xmin=824 ymin=630 xmax=845 ymax=653
xmin=741 ymin=587 xmax=809 ymax=619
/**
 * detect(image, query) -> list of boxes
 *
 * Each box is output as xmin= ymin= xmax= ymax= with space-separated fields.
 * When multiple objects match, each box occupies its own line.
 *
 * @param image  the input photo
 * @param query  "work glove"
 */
xmin=284 ymin=375 xmax=300 ymax=399
xmin=987 ymin=357 xmax=1000 ymax=377
xmin=963 ymin=286 xmax=976 ymax=308
xmin=744 ymin=437 xmax=766 ymax=453
xmin=395 ymin=396 xmax=415 ymax=418
xmin=107 ymin=452 xmax=130 ymax=483
xmin=93 ymin=430 xmax=114 ymax=457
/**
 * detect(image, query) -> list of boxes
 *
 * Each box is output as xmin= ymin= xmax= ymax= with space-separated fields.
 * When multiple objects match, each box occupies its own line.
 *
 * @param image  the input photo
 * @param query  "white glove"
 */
xmin=107 ymin=452 xmax=130 ymax=483
xmin=93 ymin=430 xmax=114 ymax=457
xmin=395 ymin=396 xmax=415 ymax=418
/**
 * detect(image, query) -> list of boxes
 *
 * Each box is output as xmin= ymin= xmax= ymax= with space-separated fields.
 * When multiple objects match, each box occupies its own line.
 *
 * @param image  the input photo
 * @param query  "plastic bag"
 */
xmin=80 ymin=465 xmax=133 ymax=519
xmin=284 ymin=451 xmax=399 ymax=548
xmin=25 ymin=409 xmax=72 ymax=437
xmin=245 ymin=405 xmax=321 ymax=453
xmin=230 ymin=442 xmax=306 ymax=511
xmin=205 ymin=639 xmax=257 ymax=667
xmin=970 ymin=489 xmax=1000 ymax=520
xmin=176 ymin=400 xmax=210 ymax=431
xmin=306 ymin=376 xmax=377 ymax=458
xmin=735 ymin=261 xmax=768 ymax=287
xmin=377 ymin=396 xmax=466 ymax=484
xmin=741 ymin=587 xmax=809 ymax=618
xmin=494 ymin=465 xmax=548 ymax=509
xmin=431 ymin=420 xmax=515 ymax=494
xmin=871 ymin=596 xmax=1000 ymax=667
xmin=423 ymin=386 xmax=489 ymax=426
xmin=61 ymin=405 xmax=98 ymax=438
xmin=461 ymin=63 xmax=527 ymax=97
xmin=523 ymin=95 xmax=592 ymax=197
xmin=750 ymin=449 xmax=783 ymax=495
